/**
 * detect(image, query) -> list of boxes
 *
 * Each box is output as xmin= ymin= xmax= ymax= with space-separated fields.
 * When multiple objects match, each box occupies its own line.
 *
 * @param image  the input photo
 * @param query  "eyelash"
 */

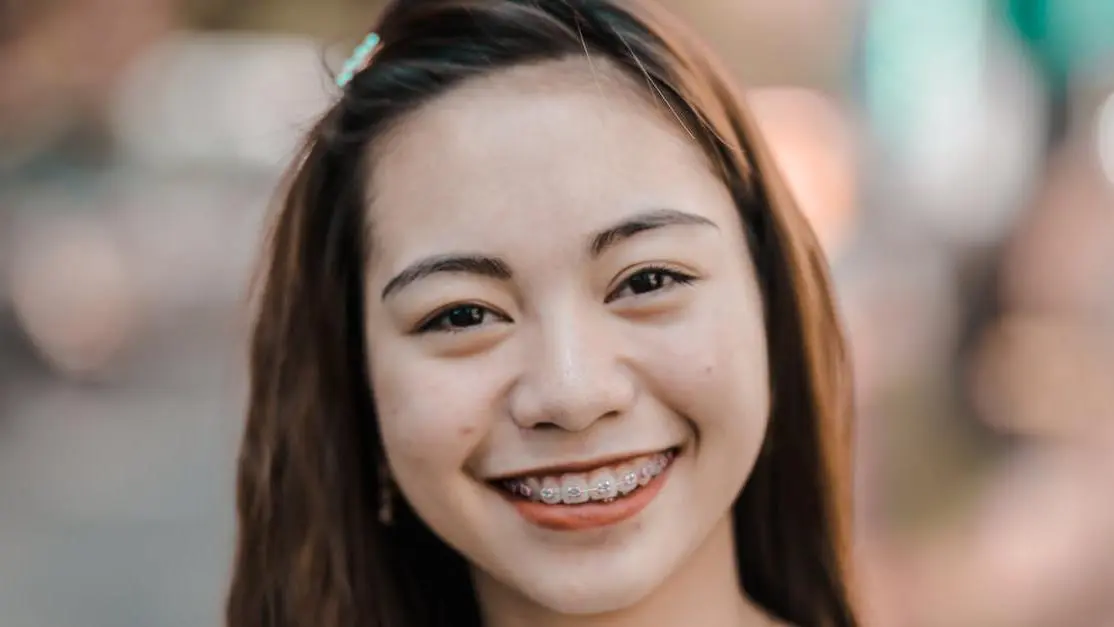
xmin=604 ymin=265 xmax=696 ymax=304
xmin=415 ymin=266 xmax=697 ymax=334
xmin=415 ymin=303 xmax=509 ymax=334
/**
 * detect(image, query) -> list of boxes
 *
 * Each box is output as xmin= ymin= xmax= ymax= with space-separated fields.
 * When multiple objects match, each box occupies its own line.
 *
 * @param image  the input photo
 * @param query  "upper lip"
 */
xmin=484 ymin=445 xmax=679 ymax=482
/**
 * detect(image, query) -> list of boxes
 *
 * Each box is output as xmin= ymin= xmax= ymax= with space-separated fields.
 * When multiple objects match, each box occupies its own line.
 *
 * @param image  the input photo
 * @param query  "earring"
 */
xmin=378 ymin=460 xmax=394 ymax=526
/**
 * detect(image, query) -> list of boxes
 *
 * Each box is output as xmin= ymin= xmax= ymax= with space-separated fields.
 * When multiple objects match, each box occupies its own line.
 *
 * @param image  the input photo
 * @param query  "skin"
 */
xmin=362 ymin=58 xmax=777 ymax=627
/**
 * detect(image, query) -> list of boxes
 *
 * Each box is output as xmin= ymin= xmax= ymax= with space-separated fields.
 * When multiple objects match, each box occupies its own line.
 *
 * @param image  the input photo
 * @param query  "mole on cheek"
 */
xmin=459 ymin=425 xmax=476 ymax=438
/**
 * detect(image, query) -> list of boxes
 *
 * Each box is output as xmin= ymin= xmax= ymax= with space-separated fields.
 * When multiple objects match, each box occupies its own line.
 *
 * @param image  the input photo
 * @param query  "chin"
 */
xmin=523 ymin=570 xmax=661 ymax=616
xmin=501 ymin=542 xmax=674 ymax=616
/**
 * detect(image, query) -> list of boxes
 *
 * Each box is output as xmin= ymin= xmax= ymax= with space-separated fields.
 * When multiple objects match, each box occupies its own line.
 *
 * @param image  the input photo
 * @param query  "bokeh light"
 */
xmin=9 ymin=216 xmax=142 ymax=379
xmin=861 ymin=0 xmax=1046 ymax=245
xmin=111 ymin=33 xmax=331 ymax=169
xmin=749 ymin=87 xmax=859 ymax=257
xmin=1099 ymin=91 xmax=1114 ymax=185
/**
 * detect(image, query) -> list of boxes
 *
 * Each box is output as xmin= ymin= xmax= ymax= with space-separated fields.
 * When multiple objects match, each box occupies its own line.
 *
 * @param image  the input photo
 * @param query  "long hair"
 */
xmin=227 ymin=1 xmax=858 ymax=626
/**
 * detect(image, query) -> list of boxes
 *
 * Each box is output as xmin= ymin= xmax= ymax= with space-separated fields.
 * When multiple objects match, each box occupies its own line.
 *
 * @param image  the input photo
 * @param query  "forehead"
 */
xmin=365 ymin=57 xmax=736 ymax=269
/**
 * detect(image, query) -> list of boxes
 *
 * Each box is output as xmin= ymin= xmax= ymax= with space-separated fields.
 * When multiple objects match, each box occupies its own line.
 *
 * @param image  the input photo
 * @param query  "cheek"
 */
xmin=369 ymin=345 xmax=493 ymax=476
xmin=639 ymin=289 xmax=770 ymax=438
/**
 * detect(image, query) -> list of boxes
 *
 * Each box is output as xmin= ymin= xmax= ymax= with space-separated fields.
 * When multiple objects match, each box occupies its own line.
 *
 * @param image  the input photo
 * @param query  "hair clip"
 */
xmin=336 ymin=32 xmax=381 ymax=88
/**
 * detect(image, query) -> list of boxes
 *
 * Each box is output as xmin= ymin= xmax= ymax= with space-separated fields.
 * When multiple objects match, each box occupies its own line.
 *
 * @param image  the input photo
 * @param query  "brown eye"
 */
xmin=607 ymin=267 xmax=696 ymax=303
xmin=628 ymin=270 xmax=672 ymax=294
xmin=418 ymin=304 xmax=507 ymax=333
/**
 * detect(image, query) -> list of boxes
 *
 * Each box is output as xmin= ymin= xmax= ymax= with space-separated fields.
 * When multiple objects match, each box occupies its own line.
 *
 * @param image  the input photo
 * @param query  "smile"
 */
xmin=500 ymin=449 xmax=676 ymax=504
xmin=490 ymin=447 xmax=679 ymax=531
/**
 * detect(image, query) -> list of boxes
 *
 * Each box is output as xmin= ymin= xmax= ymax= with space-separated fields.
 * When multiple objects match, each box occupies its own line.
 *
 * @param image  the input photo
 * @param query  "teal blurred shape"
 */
xmin=859 ymin=0 xmax=987 ymax=145
xmin=1002 ymin=0 xmax=1114 ymax=79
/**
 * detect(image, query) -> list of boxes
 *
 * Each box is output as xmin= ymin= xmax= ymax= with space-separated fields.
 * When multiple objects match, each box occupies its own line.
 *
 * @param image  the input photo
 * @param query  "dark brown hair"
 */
xmin=228 ymin=1 xmax=858 ymax=626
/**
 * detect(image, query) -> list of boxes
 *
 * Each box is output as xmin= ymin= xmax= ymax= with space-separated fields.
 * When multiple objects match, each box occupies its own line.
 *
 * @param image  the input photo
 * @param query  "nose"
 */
xmin=508 ymin=313 xmax=636 ymax=432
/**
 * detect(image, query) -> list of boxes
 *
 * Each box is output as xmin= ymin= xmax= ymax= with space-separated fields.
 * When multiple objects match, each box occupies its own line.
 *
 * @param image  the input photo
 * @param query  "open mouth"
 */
xmin=493 ymin=447 xmax=679 ymax=507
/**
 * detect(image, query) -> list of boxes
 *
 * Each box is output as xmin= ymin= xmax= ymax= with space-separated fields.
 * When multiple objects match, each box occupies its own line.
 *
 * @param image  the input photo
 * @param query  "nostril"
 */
xmin=529 ymin=410 xmax=622 ymax=432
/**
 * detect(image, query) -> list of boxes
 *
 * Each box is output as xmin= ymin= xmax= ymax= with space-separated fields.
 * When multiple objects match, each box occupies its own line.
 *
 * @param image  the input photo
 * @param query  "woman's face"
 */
xmin=363 ymin=59 xmax=770 ymax=615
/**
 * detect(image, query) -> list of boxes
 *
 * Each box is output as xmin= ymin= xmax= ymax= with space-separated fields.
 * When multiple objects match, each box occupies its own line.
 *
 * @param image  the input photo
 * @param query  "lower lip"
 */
xmin=501 ymin=458 xmax=675 ymax=532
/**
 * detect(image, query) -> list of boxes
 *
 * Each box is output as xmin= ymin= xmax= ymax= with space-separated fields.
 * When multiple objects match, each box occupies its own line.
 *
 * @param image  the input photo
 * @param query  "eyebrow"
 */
xmin=380 ymin=208 xmax=717 ymax=301
xmin=381 ymin=254 xmax=513 ymax=301
xmin=589 ymin=208 xmax=718 ymax=258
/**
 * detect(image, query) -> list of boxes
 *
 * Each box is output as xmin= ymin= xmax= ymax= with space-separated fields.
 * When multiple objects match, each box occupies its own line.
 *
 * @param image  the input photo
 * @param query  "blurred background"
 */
xmin=2 ymin=0 xmax=1113 ymax=625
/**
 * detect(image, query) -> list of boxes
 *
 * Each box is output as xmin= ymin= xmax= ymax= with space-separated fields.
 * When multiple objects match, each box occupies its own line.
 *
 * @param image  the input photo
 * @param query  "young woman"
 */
xmin=227 ymin=1 xmax=859 ymax=626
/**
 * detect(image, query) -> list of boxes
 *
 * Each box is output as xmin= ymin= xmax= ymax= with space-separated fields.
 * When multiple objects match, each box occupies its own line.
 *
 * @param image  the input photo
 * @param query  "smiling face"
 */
xmin=362 ymin=58 xmax=771 ymax=616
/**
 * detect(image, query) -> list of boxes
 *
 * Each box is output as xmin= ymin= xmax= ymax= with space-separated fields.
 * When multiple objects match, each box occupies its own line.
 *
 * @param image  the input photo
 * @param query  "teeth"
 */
xmin=502 ymin=449 xmax=677 ymax=505
xmin=587 ymin=468 xmax=618 ymax=501
xmin=524 ymin=477 xmax=542 ymax=500
xmin=540 ymin=477 xmax=563 ymax=504
xmin=561 ymin=475 xmax=590 ymax=504
xmin=615 ymin=464 xmax=639 ymax=495
xmin=638 ymin=458 xmax=655 ymax=486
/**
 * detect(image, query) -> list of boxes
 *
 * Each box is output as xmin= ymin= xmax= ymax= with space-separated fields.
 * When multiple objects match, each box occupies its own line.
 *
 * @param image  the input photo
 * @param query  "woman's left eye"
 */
xmin=606 ymin=267 xmax=696 ymax=303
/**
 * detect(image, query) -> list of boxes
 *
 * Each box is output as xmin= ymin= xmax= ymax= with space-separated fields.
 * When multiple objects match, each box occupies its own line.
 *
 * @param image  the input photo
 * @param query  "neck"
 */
xmin=475 ymin=515 xmax=776 ymax=627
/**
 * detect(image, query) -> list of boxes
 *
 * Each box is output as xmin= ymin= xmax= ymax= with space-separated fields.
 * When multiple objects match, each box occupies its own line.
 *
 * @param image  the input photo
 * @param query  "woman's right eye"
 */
xmin=416 ymin=304 xmax=507 ymax=334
